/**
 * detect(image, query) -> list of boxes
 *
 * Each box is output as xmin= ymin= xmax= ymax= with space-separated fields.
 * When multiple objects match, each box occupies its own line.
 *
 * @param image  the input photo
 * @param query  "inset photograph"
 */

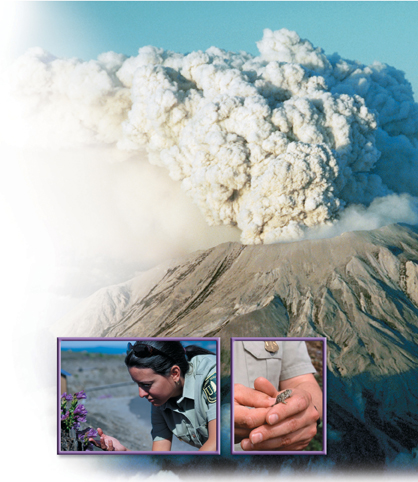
xmin=232 ymin=337 xmax=326 ymax=455
xmin=58 ymin=337 xmax=219 ymax=454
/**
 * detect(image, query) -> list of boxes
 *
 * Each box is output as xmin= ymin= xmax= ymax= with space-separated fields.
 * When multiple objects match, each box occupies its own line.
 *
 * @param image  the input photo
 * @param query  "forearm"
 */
xmin=199 ymin=419 xmax=217 ymax=451
xmin=152 ymin=439 xmax=172 ymax=451
xmin=198 ymin=439 xmax=217 ymax=451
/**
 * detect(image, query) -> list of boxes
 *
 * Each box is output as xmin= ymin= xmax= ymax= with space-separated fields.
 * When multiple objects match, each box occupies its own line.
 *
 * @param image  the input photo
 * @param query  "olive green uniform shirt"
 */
xmin=151 ymin=354 xmax=217 ymax=448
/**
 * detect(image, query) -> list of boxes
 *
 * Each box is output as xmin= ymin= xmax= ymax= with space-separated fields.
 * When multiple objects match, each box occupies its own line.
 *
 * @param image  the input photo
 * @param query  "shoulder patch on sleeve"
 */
xmin=202 ymin=372 xmax=216 ymax=404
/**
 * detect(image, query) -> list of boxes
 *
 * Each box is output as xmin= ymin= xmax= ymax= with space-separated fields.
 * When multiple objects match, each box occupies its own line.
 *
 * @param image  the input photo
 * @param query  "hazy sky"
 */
xmin=7 ymin=1 xmax=418 ymax=97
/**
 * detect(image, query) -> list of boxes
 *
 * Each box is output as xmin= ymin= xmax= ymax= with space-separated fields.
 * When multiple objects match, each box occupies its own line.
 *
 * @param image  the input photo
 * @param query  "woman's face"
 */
xmin=128 ymin=366 xmax=181 ymax=406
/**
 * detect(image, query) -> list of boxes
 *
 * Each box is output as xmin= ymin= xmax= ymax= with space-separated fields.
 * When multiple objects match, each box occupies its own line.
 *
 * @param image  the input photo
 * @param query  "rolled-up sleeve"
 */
xmin=151 ymin=406 xmax=172 ymax=442
xmin=280 ymin=341 xmax=316 ymax=381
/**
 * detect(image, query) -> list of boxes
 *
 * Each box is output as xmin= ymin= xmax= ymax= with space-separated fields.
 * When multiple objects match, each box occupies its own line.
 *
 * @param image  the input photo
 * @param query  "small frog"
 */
xmin=271 ymin=389 xmax=292 ymax=407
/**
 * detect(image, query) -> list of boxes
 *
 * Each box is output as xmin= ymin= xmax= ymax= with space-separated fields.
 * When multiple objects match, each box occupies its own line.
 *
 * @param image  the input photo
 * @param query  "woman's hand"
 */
xmin=240 ymin=376 xmax=321 ymax=451
xmin=89 ymin=427 xmax=128 ymax=451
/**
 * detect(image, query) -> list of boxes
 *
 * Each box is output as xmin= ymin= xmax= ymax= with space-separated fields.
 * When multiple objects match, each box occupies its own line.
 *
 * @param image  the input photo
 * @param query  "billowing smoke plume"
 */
xmin=6 ymin=29 xmax=418 ymax=243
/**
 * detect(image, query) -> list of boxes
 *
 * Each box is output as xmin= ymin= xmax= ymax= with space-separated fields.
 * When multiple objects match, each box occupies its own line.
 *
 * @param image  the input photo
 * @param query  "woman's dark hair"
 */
xmin=125 ymin=340 xmax=214 ymax=377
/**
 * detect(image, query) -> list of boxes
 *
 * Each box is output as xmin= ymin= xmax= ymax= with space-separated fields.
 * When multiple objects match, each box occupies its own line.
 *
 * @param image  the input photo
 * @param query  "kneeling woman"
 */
xmin=92 ymin=340 xmax=217 ymax=452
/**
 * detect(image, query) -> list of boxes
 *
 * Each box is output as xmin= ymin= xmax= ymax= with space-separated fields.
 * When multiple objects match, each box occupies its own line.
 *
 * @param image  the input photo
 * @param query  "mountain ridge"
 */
xmin=56 ymin=224 xmax=418 ymax=348
xmin=54 ymin=223 xmax=418 ymax=465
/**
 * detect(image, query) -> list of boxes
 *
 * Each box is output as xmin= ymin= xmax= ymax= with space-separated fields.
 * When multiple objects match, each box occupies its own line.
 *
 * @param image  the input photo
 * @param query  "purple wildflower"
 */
xmin=85 ymin=428 xmax=98 ymax=438
xmin=61 ymin=392 xmax=73 ymax=401
xmin=77 ymin=428 xmax=98 ymax=451
xmin=61 ymin=411 xmax=69 ymax=420
xmin=78 ymin=428 xmax=98 ymax=441
xmin=75 ymin=415 xmax=87 ymax=423
xmin=75 ymin=391 xmax=87 ymax=400
xmin=74 ymin=405 xmax=88 ymax=416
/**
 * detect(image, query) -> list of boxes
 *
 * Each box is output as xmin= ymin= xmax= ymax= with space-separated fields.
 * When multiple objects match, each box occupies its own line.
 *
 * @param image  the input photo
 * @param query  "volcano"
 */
xmin=55 ymin=223 xmax=418 ymax=467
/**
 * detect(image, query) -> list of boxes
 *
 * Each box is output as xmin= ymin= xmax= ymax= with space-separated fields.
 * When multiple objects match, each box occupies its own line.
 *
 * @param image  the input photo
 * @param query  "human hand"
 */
xmin=241 ymin=377 xmax=320 ymax=451
xmin=233 ymin=383 xmax=277 ymax=443
xmin=89 ymin=427 xmax=128 ymax=451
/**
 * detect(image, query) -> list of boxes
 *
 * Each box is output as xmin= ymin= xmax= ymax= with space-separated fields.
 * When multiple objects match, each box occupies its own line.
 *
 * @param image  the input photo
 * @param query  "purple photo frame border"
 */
xmin=57 ymin=336 xmax=221 ymax=455
xmin=230 ymin=336 xmax=327 ymax=456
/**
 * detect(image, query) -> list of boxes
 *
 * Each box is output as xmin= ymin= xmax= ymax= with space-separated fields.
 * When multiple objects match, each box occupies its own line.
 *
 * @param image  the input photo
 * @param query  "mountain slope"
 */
xmin=55 ymin=223 xmax=418 ymax=466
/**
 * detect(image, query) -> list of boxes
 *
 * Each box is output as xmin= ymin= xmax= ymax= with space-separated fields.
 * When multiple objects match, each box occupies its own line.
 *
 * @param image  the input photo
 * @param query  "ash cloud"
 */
xmin=5 ymin=29 xmax=418 ymax=244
